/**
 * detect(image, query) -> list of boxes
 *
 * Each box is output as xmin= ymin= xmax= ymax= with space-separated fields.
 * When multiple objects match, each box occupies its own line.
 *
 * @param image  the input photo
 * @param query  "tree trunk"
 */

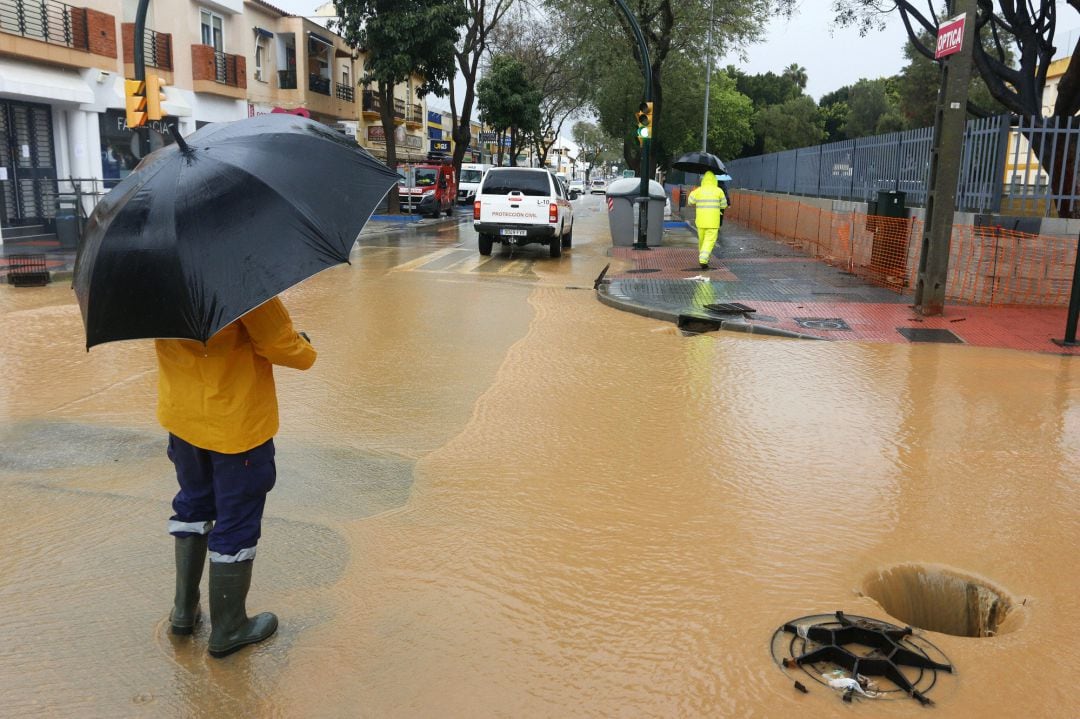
xmin=379 ymin=81 xmax=399 ymax=214
xmin=509 ymin=127 xmax=518 ymax=166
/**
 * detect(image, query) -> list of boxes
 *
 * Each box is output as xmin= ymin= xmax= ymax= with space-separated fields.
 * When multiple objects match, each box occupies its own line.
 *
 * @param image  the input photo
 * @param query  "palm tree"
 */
xmin=783 ymin=63 xmax=808 ymax=91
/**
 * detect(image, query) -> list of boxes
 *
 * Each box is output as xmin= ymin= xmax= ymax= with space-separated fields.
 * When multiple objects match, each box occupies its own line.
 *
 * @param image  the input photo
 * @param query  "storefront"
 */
xmin=98 ymin=109 xmax=180 ymax=188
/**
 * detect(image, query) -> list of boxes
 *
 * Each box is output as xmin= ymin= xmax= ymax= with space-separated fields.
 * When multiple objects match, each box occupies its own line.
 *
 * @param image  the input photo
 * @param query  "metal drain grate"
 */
xmin=897 ymin=327 xmax=964 ymax=343
xmin=770 ymin=611 xmax=953 ymax=706
xmin=794 ymin=317 xmax=851 ymax=331
xmin=704 ymin=302 xmax=756 ymax=314
xmin=5 ymin=254 xmax=50 ymax=287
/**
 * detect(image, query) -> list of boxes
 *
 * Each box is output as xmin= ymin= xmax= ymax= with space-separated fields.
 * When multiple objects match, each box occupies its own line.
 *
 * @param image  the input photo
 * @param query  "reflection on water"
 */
xmin=1 ymin=225 xmax=1078 ymax=715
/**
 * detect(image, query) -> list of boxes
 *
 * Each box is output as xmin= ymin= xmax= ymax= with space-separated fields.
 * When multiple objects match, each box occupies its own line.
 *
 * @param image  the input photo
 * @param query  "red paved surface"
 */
xmin=732 ymin=301 xmax=1080 ymax=354
xmin=611 ymin=246 xmax=738 ymax=281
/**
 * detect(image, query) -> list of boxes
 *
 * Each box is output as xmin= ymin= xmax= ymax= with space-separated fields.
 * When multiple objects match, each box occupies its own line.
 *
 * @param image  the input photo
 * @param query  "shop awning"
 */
xmin=0 ymin=58 xmax=94 ymax=104
xmin=254 ymin=27 xmax=274 ymax=39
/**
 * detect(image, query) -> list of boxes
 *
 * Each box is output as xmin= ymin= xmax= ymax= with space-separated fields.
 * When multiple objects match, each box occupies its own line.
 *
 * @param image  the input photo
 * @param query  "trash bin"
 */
xmin=605 ymin=177 xmax=667 ymax=246
xmin=876 ymin=190 xmax=906 ymax=217
xmin=55 ymin=197 xmax=80 ymax=250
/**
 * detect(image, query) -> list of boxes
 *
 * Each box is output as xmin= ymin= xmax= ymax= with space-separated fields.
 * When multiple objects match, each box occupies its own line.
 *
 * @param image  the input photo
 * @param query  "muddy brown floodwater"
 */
xmin=1 ymin=213 xmax=1078 ymax=717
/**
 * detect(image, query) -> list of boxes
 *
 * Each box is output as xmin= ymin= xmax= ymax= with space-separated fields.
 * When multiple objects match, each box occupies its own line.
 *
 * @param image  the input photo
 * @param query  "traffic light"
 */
xmin=145 ymin=74 xmax=168 ymax=121
xmin=125 ymin=79 xmax=146 ymax=128
xmin=636 ymin=101 xmax=653 ymax=142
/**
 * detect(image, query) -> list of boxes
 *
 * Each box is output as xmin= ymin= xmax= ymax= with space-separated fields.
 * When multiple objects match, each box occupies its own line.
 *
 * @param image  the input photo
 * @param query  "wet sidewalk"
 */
xmin=599 ymin=219 xmax=1080 ymax=356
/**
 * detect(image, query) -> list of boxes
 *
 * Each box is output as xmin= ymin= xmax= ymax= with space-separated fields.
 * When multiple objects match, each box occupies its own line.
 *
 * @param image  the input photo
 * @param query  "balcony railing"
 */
xmin=0 ymin=0 xmax=88 ymax=50
xmin=308 ymin=73 xmax=330 ymax=96
xmin=213 ymin=50 xmax=241 ymax=86
xmin=278 ymin=68 xmax=297 ymax=90
xmin=336 ymin=82 xmax=354 ymax=103
xmin=393 ymin=97 xmax=405 ymax=120
xmin=406 ymin=102 xmax=423 ymax=124
xmin=141 ymin=28 xmax=172 ymax=71
xmin=362 ymin=90 xmax=380 ymax=114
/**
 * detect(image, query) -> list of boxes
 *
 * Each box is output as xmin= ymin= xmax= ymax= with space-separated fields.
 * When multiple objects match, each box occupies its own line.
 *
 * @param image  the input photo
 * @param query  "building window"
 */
xmin=255 ymin=36 xmax=268 ymax=82
xmin=200 ymin=9 xmax=223 ymax=52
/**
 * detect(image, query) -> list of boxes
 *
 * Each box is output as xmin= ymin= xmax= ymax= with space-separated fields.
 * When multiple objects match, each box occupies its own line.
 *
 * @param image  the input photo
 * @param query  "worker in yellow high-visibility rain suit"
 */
xmin=687 ymin=171 xmax=728 ymax=270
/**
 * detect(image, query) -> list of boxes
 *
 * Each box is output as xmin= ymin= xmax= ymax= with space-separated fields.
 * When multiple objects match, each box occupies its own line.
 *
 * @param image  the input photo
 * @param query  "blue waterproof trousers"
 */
xmin=167 ymin=434 xmax=276 ymax=563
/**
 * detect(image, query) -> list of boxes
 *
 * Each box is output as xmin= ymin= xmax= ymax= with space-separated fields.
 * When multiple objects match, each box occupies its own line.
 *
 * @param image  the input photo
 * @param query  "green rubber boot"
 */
xmin=169 ymin=535 xmax=207 ymax=635
xmin=207 ymin=560 xmax=278 ymax=658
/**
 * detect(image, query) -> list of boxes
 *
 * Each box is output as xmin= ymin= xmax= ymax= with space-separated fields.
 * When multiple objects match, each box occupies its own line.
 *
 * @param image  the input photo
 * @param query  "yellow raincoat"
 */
xmin=687 ymin=171 xmax=729 ymax=265
xmin=155 ymin=297 xmax=316 ymax=454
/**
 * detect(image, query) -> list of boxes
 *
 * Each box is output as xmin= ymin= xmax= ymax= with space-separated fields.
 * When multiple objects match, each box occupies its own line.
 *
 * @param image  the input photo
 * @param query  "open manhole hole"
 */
xmin=862 ymin=563 xmax=1018 ymax=638
xmin=771 ymin=611 xmax=953 ymax=706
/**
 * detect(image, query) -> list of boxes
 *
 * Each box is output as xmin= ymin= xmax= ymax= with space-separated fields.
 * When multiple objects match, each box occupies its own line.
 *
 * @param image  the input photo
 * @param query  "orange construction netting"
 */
xmin=724 ymin=192 xmax=1078 ymax=307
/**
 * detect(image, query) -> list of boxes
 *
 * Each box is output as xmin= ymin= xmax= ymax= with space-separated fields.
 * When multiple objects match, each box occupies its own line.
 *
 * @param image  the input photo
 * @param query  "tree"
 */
xmin=334 ymin=0 xmax=465 ymax=212
xmin=845 ymin=78 xmax=901 ymax=137
xmin=488 ymin=6 xmax=582 ymax=168
xmin=896 ymin=29 xmax=1007 ymax=128
xmin=477 ymin=55 xmax=542 ymax=166
xmin=572 ymin=122 xmax=619 ymax=181
xmin=449 ymin=0 xmax=516 ymax=176
xmin=782 ymin=63 xmax=808 ymax=90
xmin=753 ymin=95 xmax=825 ymax=153
xmin=550 ymin=0 xmax=793 ymax=173
xmin=833 ymin=0 xmax=1080 ymax=214
xmin=726 ymin=66 xmax=806 ymax=155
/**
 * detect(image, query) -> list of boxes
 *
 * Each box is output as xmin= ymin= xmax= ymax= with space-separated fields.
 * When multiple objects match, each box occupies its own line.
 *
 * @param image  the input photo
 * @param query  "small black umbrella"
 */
xmin=672 ymin=151 xmax=726 ymax=175
xmin=74 ymin=114 xmax=399 ymax=349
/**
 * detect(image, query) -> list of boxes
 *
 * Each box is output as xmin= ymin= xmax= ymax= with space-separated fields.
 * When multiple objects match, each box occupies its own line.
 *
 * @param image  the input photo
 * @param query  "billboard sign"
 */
xmin=935 ymin=14 xmax=966 ymax=59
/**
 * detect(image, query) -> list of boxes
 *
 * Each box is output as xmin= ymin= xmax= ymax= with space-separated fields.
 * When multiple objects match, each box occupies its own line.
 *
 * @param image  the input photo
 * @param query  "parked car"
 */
xmin=568 ymin=179 xmax=584 ymax=195
xmin=590 ymin=178 xmax=607 ymax=194
xmin=473 ymin=167 xmax=574 ymax=258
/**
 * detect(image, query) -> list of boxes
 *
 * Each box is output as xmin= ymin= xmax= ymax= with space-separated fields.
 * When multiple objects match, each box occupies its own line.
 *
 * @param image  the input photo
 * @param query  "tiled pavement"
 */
xmin=600 ymin=220 xmax=1080 ymax=356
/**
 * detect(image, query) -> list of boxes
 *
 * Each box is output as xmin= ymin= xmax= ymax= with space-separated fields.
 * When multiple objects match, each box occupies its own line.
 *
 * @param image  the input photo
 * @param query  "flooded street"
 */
xmin=2 ymin=200 xmax=1078 ymax=717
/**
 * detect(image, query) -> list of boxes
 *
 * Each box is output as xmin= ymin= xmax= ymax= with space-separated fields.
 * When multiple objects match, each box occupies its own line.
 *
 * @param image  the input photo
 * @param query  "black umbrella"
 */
xmin=74 ymin=114 xmax=399 ymax=349
xmin=672 ymin=151 xmax=726 ymax=175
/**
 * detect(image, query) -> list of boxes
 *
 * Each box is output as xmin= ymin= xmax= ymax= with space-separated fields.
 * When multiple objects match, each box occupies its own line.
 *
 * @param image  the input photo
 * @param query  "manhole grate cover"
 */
xmin=794 ymin=317 xmax=852 ymax=331
xmin=897 ymin=327 xmax=964 ymax=343
xmin=770 ymin=611 xmax=953 ymax=706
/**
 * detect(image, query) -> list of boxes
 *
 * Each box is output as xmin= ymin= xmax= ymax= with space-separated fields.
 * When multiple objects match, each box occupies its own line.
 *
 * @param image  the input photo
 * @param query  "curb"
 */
xmin=596 ymin=284 xmax=824 ymax=340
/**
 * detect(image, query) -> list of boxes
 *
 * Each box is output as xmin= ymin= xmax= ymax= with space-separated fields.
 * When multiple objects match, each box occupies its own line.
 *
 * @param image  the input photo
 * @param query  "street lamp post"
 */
xmin=702 ymin=0 xmax=713 ymax=152
xmin=612 ymin=0 xmax=653 ymax=250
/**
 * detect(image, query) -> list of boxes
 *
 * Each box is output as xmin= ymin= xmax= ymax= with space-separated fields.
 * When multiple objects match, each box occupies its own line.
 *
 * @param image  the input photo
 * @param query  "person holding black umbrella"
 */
xmin=75 ymin=115 xmax=401 ymax=658
xmin=686 ymin=170 xmax=729 ymax=270
xmin=159 ymin=298 xmax=315 ymax=657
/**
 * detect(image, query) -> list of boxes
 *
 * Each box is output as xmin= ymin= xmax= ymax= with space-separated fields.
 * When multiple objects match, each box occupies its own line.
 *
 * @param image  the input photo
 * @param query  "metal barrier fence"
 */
xmin=726 ymin=115 xmax=1080 ymax=218
xmin=727 ymin=192 xmax=1076 ymax=306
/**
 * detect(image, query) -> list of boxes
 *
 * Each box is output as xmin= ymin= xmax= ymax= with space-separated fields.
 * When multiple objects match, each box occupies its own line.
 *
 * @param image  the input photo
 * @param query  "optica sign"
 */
xmin=935 ymin=14 xmax=966 ymax=59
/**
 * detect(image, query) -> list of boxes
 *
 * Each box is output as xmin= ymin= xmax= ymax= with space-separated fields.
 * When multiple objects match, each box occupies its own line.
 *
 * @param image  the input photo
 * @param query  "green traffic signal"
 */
xmin=636 ymin=101 xmax=653 ymax=142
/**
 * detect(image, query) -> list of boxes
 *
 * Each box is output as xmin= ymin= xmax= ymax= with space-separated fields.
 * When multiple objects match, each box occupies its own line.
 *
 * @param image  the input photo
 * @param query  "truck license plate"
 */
xmin=501 ymin=229 xmax=527 ymax=236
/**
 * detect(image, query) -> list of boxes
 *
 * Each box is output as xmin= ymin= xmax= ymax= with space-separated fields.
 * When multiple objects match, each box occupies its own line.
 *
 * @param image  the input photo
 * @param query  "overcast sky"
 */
xmin=272 ymin=1 xmax=1080 ymax=109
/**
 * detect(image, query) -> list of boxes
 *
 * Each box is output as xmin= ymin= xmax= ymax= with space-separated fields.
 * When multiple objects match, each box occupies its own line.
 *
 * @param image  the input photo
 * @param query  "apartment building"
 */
xmin=0 ymin=0 xmax=427 ymax=240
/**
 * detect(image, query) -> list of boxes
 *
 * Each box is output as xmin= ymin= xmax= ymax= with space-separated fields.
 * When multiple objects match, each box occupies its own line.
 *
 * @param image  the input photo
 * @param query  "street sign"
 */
xmin=935 ymin=14 xmax=966 ymax=59
xmin=479 ymin=132 xmax=497 ymax=142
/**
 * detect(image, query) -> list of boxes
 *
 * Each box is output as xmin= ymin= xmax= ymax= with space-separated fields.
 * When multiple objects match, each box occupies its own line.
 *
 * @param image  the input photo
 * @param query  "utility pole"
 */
xmin=913 ymin=0 xmax=976 ymax=316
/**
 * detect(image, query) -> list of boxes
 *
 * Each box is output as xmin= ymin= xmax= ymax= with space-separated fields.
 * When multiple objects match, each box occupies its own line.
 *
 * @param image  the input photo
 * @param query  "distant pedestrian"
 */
xmin=687 ymin=171 xmax=728 ymax=270
xmin=158 ymin=296 xmax=315 ymax=657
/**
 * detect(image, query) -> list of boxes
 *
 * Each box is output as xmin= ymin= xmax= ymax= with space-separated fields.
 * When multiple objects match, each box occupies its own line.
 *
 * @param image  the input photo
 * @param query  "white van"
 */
xmin=458 ymin=163 xmax=492 ymax=204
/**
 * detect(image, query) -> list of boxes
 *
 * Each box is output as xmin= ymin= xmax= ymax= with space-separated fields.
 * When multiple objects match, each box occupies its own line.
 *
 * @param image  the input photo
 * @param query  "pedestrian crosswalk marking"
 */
xmin=388 ymin=248 xmax=537 ymax=277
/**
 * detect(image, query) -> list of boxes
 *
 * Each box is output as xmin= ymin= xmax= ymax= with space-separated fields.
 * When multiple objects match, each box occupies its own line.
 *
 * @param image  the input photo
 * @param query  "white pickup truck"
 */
xmin=472 ymin=168 xmax=574 ymax=258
